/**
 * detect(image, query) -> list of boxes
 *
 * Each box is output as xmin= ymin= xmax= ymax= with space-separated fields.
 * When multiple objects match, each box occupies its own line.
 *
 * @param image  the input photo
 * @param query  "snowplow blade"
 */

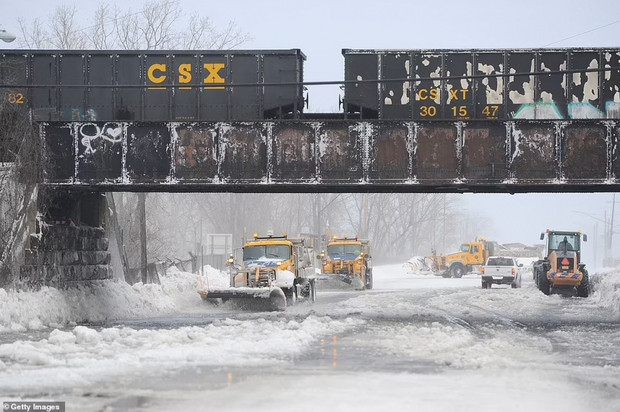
xmin=315 ymin=274 xmax=365 ymax=290
xmin=198 ymin=287 xmax=286 ymax=311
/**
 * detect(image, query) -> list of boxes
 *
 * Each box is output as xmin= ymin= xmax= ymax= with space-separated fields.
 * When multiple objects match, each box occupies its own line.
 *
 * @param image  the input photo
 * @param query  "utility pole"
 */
xmin=442 ymin=195 xmax=446 ymax=253
xmin=138 ymin=193 xmax=147 ymax=284
xmin=611 ymin=193 xmax=616 ymax=264
xmin=362 ymin=193 xmax=368 ymax=239
xmin=314 ymin=193 xmax=322 ymax=251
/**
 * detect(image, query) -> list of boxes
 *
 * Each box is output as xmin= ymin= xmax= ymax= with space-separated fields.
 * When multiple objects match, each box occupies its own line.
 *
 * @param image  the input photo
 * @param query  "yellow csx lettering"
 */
xmin=146 ymin=63 xmax=226 ymax=90
xmin=416 ymin=88 xmax=470 ymax=101
xmin=417 ymin=88 xmax=439 ymax=101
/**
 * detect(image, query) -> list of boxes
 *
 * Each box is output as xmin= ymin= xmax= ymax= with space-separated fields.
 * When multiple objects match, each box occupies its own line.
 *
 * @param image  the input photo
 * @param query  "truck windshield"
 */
xmin=487 ymin=257 xmax=515 ymax=266
xmin=243 ymin=245 xmax=291 ymax=261
xmin=327 ymin=244 xmax=361 ymax=258
xmin=548 ymin=234 xmax=579 ymax=251
xmin=459 ymin=244 xmax=470 ymax=253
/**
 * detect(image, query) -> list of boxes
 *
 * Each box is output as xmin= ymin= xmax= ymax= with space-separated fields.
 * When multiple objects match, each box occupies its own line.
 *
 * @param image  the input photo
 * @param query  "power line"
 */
xmin=543 ymin=19 xmax=620 ymax=47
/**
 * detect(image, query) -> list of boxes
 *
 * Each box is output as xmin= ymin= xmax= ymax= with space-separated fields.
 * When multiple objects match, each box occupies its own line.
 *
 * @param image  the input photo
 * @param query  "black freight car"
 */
xmin=0 ymin=49 xmax=305 ymax=122
xmin=343 ymin=48 xmax=620 ymax=121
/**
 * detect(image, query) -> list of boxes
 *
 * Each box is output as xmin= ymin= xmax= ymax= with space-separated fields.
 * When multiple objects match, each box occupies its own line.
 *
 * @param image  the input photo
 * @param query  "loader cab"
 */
xmin=541 ymin=231 xmax=585 ymax=254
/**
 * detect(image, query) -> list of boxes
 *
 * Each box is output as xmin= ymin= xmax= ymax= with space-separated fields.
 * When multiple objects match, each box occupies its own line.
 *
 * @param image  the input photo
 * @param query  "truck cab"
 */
xmin=198 ymin=233 xmax=316 ymax=310
xmin=319 ymin=236 xmax=372 ymax=290
xmin=428 ymin=238 xmax=496 ymax=278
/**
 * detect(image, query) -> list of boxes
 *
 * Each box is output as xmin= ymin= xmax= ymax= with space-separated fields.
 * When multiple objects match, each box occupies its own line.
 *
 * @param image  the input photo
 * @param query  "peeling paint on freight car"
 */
xmin=478 ymin=63 xmax=503 ymax=105
xmin=571 ymin=59 xmax=599 ymax=103
xmin=402 ymin=60 xmax=411 ymax=105
xmin=508 ymin=61 xmax=535 ymax=105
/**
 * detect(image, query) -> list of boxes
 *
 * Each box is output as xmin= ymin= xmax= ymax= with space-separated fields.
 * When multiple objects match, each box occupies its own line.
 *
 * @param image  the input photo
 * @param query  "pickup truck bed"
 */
xmin=481 ymin=256 xmax=522 ymax=289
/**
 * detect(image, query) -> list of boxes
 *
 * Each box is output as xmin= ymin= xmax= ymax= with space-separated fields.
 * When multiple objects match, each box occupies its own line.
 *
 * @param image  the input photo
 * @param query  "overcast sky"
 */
xmin=1 ymin=0 xmax=619 ymax=265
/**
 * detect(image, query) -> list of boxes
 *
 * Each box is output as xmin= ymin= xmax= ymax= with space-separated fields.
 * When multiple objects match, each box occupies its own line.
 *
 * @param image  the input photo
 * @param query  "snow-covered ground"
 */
xmin=1 ymin=263 xmax=620 ymax=411
xmin=0 ymin=266 xmax=224 ymax=332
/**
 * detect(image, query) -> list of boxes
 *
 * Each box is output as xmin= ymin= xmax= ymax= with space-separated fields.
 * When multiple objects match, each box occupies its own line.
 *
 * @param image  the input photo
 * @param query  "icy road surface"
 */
xmin=2 ymin=265 xmax=620 ymax=411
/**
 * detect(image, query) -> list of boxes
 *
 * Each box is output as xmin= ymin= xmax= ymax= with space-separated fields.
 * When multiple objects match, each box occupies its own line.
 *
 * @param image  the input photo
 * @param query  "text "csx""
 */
xmin=147 ymin=63 xmax=226 ymax=90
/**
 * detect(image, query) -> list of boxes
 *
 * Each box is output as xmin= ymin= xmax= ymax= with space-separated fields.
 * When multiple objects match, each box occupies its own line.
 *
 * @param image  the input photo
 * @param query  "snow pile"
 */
xmin=196 ymin=264 xmax=231 ymax=290
xmin=591 ymin=267 xmax=620 ymax=314
xmin=403 ymin=256 xmax=432 ymax=274
xmin=0 ymin=315 xmax=362 ymax=392
xmin=0 ymin=265 xmax=223 ymax=332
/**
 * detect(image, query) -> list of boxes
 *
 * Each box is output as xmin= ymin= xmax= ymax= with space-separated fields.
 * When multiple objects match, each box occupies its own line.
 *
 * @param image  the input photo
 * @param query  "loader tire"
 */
xmin=537 ymin=270 xmax=550 ymax=296
xmin=577 ymin=270 xmax=591 ymax=298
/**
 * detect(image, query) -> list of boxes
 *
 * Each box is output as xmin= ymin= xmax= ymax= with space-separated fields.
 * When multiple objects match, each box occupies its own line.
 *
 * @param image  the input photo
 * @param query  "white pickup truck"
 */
xmin=480 ymin=256 xmax=522 ymax=289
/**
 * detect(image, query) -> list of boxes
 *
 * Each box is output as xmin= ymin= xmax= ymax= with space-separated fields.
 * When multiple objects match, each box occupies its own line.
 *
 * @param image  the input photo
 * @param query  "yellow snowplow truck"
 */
xmin=427 ymin=238 xmax=496 ymax=278
xmin=317 ymin=236 xmax=372 ymax=290
xmin=198 ymin=233 xmax=317 ymax=310
xmin=533 ymin=230 xmax=590 ymax=297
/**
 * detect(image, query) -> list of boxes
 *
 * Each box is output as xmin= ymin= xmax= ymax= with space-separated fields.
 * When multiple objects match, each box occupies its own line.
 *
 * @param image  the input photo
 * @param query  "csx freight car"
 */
xmin=342 ymin=48 xmax=620 ymax=121
xmin=2 ymin=47 xmax=619 ymax=122
xmin=0 ymin=49 xmax=305 ymax=122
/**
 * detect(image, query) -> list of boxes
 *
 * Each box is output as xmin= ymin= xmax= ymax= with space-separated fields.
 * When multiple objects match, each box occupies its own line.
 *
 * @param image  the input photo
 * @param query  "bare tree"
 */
xmin=49 ymin=4 xmax=87 ymax=49
xmin=17 ymin=17 xmax=49 ymax=49
xmin=112 ymin=8 xmax=142 ymax=50
xmin=91 ymin=4 xmax=114 ymax=49
xmin=139 ymin=0 xmax=182 ymax=49
xmin=18 ymin=0 xmax=250 ymax=50
xmin=334 ymin=193 xmax=470 ymax=262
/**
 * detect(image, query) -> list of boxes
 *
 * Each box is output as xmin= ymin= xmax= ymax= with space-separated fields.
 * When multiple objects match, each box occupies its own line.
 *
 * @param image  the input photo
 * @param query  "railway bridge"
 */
xmin=9 ymin=117 xmax=612 ymax=289
xmin=1 ymin=48 xmax=619 ymax=289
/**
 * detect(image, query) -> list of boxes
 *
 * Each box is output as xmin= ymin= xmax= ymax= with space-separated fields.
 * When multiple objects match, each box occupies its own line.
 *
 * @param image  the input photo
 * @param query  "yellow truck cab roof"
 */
xmin=245 ymin=240 xmax=292 ymax=247
xmin=328 ymin=236 xmax=367 ymax=246
xmin=244 ymin=238 xmax=292 ymax=247
xmin=328 ymin=240 xmax=362 ymax=246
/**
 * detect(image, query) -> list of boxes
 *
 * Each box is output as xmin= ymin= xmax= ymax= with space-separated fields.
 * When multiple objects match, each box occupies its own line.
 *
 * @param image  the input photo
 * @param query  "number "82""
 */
xmin=8 ymin=93 xmax=24 ymax=104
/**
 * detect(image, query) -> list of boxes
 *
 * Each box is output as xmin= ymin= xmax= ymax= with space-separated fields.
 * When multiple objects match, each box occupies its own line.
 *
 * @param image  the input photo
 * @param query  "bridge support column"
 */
xmin=19 ymin=189 xmax=113 ymax=289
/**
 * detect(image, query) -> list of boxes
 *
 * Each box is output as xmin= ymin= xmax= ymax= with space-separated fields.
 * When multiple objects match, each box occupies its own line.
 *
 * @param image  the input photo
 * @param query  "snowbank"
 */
xmin=0 ymin=265 xmax=227 ymax=332
xmin=590 ymin=266 xmax=620 ymax=314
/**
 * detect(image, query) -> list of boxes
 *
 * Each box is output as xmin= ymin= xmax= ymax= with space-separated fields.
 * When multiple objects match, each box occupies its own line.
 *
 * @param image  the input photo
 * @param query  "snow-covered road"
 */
xmin=1 ymin=264 xmax=620 ymax=411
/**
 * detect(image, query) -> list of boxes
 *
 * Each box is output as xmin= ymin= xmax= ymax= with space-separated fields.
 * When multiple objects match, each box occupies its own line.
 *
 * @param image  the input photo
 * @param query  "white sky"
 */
xmin=1 ymin=0 xmax=619 ymax=263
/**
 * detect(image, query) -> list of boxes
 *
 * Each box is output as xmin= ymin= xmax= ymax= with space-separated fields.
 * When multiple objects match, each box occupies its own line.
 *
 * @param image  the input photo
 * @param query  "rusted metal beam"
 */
xmin=40 ymin=120 xmax=619 ymax=193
